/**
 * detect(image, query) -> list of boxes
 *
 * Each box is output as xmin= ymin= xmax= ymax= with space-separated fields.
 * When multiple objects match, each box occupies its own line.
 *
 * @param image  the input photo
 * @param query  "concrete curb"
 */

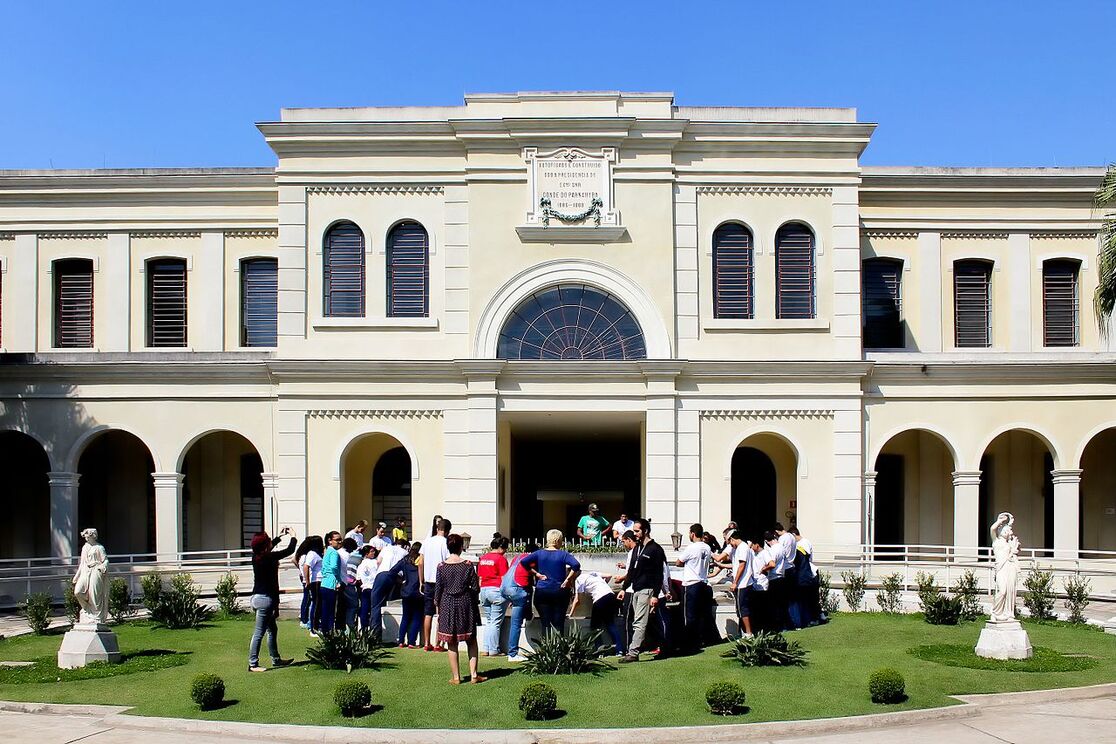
xmin=1 ymin=682 xmax=1113 ymax=743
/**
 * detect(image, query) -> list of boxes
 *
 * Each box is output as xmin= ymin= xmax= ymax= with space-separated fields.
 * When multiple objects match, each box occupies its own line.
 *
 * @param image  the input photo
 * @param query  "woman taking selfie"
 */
xmin=248 ymin=527 xmax=297 ymax=672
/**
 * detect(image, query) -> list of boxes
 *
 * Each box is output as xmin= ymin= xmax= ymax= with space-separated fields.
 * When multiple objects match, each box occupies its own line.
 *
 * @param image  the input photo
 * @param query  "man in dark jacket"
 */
xmin=617 ymin=518 xmax=666 ymax=663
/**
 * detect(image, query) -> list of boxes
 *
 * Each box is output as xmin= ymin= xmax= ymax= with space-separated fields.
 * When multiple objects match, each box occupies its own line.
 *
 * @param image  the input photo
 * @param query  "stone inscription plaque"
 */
xmin=536 ymin=156 xmax=604 ymax=213
xmin=523 ymin=147 xmax=618 ymax=227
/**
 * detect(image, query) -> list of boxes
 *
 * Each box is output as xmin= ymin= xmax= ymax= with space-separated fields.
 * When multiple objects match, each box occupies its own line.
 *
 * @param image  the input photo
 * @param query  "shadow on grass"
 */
xmin=343 ymin=703 xmax=384 ymax=719
xmin=203 ymin=699 xmax=239 ymax=711
xmin=474 ymin=667 xmax=517 ymax=681
xmin=709 ymin=705 xmax=751 ymax=717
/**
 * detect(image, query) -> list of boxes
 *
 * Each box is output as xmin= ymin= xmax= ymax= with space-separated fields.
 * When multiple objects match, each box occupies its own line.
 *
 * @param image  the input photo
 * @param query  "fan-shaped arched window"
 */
xmin=775 ymin=223 xmax=815 ymax=319
xmin=497 ymin=284 xmax=646 ymax=360
xmin=387 ymin=221 xmax=429 ymax=317
xmin=713 ymin=222 xmax=754 ymax=319
xmin=862 ymin=257 xmax=903 ymax=348
xmin=323 ymin=221 xmax=364 ymax=317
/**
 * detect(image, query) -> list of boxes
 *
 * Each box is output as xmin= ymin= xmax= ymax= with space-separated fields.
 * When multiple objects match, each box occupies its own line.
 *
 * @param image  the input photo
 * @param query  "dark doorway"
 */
xmin=874 ymin=454 xmax=904 ymax=555
xmin=372 ymin=446 xmax=412 ymax=528
xmin=979 ymin=454 xmax=993 ymax=552
xmin=730 ymin=447 xmax=777 ymax=541
xmin=78 ymin=431 xmax=156 ymax=554
xmin=1042 ymin=452 xmax=1054 ymax=553
xmin=0 ymin=432 xmax=51 ymax=558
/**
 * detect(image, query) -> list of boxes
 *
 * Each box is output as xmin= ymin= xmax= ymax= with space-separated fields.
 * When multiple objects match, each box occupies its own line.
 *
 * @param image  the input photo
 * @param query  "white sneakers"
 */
xmin=507 ymin=654 xmax=525 ymax=663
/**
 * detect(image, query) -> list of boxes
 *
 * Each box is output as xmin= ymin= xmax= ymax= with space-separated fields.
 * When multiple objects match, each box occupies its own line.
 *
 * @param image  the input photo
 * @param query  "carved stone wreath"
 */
xmin=540 ymin=196 xmax=603 ymax=227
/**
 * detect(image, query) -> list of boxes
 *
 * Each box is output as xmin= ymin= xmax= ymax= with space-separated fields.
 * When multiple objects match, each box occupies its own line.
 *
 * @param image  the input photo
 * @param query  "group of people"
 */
xmin=243 ymin=510 xmax=825 ymax=682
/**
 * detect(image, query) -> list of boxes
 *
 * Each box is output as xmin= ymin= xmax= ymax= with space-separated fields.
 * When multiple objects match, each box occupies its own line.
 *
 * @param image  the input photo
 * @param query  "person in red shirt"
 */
xmin=477 ymin=534 xmax=510 ymax=655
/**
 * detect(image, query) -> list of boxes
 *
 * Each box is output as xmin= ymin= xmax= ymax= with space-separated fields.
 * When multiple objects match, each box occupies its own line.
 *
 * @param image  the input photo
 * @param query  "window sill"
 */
xmin=313 ymin=317 xmax=439 ymax=330
xmin=515 ymin=225 xmax=628 ymax=243
xmin=703 ymin=318 xmax=830 ymax=332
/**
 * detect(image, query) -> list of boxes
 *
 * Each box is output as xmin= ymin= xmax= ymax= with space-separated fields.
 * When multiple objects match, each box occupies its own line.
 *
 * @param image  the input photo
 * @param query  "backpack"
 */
xmin=501 ymin=554 xmax=525 ymax=592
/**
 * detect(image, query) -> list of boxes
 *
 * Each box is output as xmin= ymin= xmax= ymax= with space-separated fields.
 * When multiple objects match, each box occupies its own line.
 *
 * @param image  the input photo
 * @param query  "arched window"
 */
xmin=953 ymin=259 xmax=993 ymax=348
xmin=240 ymin=258 xmax=278 ymax=348
xmin=497 ymin=284 xmax=647 ymax=360
xmin=146 ymin=258 xmax=187 ymax=348
xmin=862 ymin=257 xmax=903 ymax=349
xmin=386 ymin=221 xmax=429 ymax=317
xmin=775 ymin=223 xmax=815 ymax=319
xmin=713 ymin=222 xmax=754 ymax=319
xmin=1042 ymin=259 xmax=1080 ymax=347
xmin=54 ymin=258 xmax=94 ymax=348
xmin=323 ymin=222 xmax=364 ymax=317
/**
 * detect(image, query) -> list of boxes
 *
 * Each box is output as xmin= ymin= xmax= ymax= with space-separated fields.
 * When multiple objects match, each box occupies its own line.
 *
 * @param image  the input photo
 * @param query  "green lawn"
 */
xmin=0 ymin=614 xmax=1111 ymax=729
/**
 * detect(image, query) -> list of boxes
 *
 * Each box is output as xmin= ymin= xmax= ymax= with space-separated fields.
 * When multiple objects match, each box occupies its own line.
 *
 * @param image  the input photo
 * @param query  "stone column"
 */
xmin=862 ymin=471 xmax=877 ymax=549
xmin=260 ymin=472 xmax=280 ymax=536
xmin=952 ymin=470 xmax=982 ymax=557
xmin=642 ymin=363 xmax=682 ymax=540
xmin=152 ymin=472 xmax=184 ymax=558
xmin=1051 ymin=469 xmax=1082 ymax=559
xmin=48 ymin=472 xmax=81 ymax=558
xmin=451 ymin=361 xmax=504 ymax=538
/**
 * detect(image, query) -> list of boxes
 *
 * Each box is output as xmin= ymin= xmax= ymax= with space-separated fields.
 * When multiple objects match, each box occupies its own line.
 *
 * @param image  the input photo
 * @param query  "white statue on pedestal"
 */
xmin=73 ymin=528 xmax=109 ymax=627
xmin=989 ymin=512 xmax=1019 ymax=622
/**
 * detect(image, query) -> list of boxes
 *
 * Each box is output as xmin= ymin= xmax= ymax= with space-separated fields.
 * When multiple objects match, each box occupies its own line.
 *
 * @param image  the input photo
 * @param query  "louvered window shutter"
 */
xmin=862 ymin=258 xmax=903 ymax=348
xmin=775 ymin=223 xmax=815 ymax=319
xmin=387 ymin=222 xmax=429 ymax=317
xmin=241 ymin=258 xmax=278 ymax=347
xmin=713 ymin=223 xmax=754 ymax=319
xmin=323 ymin=222 xmax=365 ymax=317
xmin=953 ymin=260 xmax=992 ymax=348
xmin=54 ymin=258 xmax=94 ymax=348
xmin=1042 ymin=259 xmax=1079 ymax=347
xmin=147 ymin=258 xmax=188 ymax=347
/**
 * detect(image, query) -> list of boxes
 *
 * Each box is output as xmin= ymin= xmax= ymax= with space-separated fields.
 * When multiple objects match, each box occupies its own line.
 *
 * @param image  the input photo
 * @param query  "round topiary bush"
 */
xmin=705 ymin=681 xmax=747 ymax=716
xmin=334 ymin=679 xmax=371 ymax=718
xmin=518 ymin=681 xmax=558 ymax=721
xmin=189 ymin=673 xmax=225 ymax=710
xmin=868 ymin=667 xmax=905 ymax=704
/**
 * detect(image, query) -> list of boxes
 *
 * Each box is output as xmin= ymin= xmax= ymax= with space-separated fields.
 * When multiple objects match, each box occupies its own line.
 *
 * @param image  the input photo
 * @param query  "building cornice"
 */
xmin=306 ymin=184 xmax=445 ymax=196
xmin=306 ymin=409 xmax=443 ymax=420
xmin=867 ymin=355 xmax=1116 ymax=385
xmin=700 ymin=409 xmax=834 ymax=420
xmin=0 ymin=352 xmax=275 ymax=384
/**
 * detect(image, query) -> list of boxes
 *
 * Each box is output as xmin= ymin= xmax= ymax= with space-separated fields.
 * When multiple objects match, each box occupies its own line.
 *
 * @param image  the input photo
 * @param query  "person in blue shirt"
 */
xmin=318 ymin=531 xmax=344 ymax=633
xmin=522 ymin=529 xmax=581 ymax=634
xmin=385 ymin=541 xmax=424 ymax=647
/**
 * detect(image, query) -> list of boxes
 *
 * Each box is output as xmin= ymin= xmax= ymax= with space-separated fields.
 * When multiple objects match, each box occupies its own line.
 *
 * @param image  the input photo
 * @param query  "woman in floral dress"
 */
xmin=434 ymin=533 xmax=486 ymax=684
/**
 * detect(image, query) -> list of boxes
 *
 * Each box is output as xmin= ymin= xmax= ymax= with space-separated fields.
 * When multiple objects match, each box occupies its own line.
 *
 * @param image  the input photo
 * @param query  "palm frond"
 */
xmin=1093 ymin=165 xmax=1116 ymax=335
xmin=1096 ymin=163 xmax=1116 ymax=208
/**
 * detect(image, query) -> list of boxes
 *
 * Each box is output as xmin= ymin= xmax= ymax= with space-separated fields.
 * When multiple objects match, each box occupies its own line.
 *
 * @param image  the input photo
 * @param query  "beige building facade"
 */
xmin=0 ymin=91 xmax=1113 ymax=561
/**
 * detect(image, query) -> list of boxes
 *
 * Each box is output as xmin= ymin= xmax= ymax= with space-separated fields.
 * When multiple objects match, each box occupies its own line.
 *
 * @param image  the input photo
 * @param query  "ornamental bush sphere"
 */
xmin=334 ymin=679 xmax=372 ymax=718
xmin=705 ymin=681 xmax=747 ymax=716
xmin=189 ymin=673 xmax=225 ymax=710
xmin=868 ymin=668 xmax=905 ymax=704
xmin=518 ymin=682 xmax=558 ymax=721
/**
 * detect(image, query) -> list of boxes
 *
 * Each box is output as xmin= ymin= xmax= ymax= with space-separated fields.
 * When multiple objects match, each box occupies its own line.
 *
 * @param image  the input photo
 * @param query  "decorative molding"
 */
xmin=696 ymin=185 xmax=832 ymax=197
xmin=941 ymin=231 xmax=1008 ymax=240
xmin=700 ymin=409 xmax=834 ymax=421
xmin=307 ymin=185 xmax=444 ymax=195
xmin=38 ymin=231 xmax=108 ymax=240
xmin=863 ymin=229 xmax=918 ymax=239
xmin=0 ymin=232 xmax=13 ymax=241
xmin=131 ymin=230 xmax=202 ymax=239
xmin=1031 ymin=231 xmax=1099 ymax=240
xmin=225 ymin=228 xmax=279 ymax=238
xmin=307 ymin=409 xmax=444 ymax=421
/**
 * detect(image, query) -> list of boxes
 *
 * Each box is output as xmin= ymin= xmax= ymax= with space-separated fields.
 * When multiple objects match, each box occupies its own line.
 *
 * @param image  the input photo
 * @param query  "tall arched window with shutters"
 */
xmin=862 ymin=257 xmax=904 ymax=349
xmin=323 ymin=221 xmax=365 ymax=317
xmin=1042 ymin=259 xmax=1080 ymax=347
xmin=146 ymin=258 xmax=188 ymax=348
xmin=953 ymin=259 xmax=993 ymax=348
xmin=240 ymin=257 xmax=278 ymax=348
xmin=386 ymin=221 xmax=429 ymax=317
xmin=53 ymin=258 xmax=94 ymax=348
xmin=712 ymin=222 xmax=754 ymax=319
xmin=775 ymin=222 xmax=815 ymax=319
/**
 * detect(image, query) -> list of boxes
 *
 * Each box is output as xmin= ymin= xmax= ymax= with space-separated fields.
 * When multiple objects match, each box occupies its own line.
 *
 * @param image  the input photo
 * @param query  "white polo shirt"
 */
xmin=679 ymin=540 xmax=712 ymax=586
xmin=752 ymin=547 xmax=773 ymax=591
xmin=732 ymin=543 xmax=754 ymax=589
xmin=369 ymin=534 xmax=392 ymax=552
xmin=611 ymin=518 xmax=634 ymax=536
xmin=420 ymin=534 xmax=448 ymax=583
xmin=344 ymin=529 xmax=366 ymax=548
xmin=778 ymin=532 xmax=797 ymax=573
xmin=356 ymin=557 xmax=378 ymax=587
xmin=377 ymin=543 xmax=406 ymax=573
xmin=573 ymin=572 xmax=614 ymax=603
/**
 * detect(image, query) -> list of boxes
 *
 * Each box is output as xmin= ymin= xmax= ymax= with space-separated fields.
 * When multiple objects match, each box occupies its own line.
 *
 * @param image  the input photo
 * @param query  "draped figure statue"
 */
xmin=73 ymin=528 xmax=109 ymax=626
xmin=989 ymin=512 xmax=1020 ymax=622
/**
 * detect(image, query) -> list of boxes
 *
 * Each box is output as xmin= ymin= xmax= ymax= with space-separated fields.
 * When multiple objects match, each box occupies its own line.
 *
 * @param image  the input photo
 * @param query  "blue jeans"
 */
xmin=368 ymin=573 xmax=395 ymax=642
xmin=683 ymin=582 xmax=713 ymax=652
xmin=480 ymin=586 xmax=506 ymax=654
xmin=501 ymin=584 xmax=529 ymax=657
xmin=319 ymin=586 xmax=337 ymax=633
xmin=399 ymin=595 xmax=423 ymax=645
xmin=342 ymin=584 xmax=359 ymax=631
xmin=248 ymin=594 xmax=280 ymax=668
xmin=359 ymin=588 xmax=373 ymax=631
xmin=299 ymin=583 xmax=312 ymax=625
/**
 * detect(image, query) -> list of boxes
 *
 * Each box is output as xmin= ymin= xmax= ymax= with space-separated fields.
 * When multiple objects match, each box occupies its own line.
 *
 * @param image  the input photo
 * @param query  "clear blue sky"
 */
xmin=1 ymin=1 xmax=1112 ymax=170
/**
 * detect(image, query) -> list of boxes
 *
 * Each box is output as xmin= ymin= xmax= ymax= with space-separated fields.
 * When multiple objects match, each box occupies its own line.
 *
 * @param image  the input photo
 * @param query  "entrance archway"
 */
xmin=1079 ymin=427 xmax=1116 ymax=551
xmin=179 ymin=431 xmax=265 ymax=551
xmin=341 ymin=434 xmax=413 ymax=533
xmin=978 ymin=429 xmax=1055 ymax=552
xmin=77 ymin=430 xmax=155 ymax=554
xmin=873 ymin=429 xmax=955 ymax=547
xmin=0 ymin=431 xmax=51 ymax=558
xmin=730 ymin=434 xmax=798 ymax=541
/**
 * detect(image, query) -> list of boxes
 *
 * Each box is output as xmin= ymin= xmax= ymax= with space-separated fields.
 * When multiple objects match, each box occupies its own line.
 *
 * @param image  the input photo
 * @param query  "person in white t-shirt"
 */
xmin=774 ymin=522 xmax=801 ymax=629
xmin=368 ymin=522 xmax=392 ymax=552
xmin=355 ymin=545 xmax=378 ymax=632
xmin=344 ymin=520 xmax=368 ymax=549
xmin=672 ymin=522 xmax=715 ymax=653
xmin=364 ymin=539 xmax=408 ymax=642
xmin=725 ymin=530 xmax=754 ymax=637
xmin=419 ymin=518 xmax=451 ymax=650
xmin=751 ymin=536 xmax=777 ymax=633
xmin=610 ymin=513 xmax=635 ymax=540
xmin=569 ymin=571 xmax=625 ymax=656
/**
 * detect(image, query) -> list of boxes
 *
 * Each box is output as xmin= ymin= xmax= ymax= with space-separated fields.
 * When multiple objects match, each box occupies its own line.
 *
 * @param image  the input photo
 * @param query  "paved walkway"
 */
xmin=3 ymin=685 xmax=1115 ymax=744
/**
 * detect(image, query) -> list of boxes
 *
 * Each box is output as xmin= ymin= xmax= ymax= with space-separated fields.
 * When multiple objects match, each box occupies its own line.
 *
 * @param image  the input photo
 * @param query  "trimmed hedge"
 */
xmin=334 ymin=679 xmax=371 ymax=717
xmin=868 ymin=668 xmax=905 ymax=704
xmin=705 ymin=681 xmax=747 ymax=716
xmin=518 ymin=681 xmax=558 ymax=721
xmin=190 ymin=673 xmax=225 ymax=710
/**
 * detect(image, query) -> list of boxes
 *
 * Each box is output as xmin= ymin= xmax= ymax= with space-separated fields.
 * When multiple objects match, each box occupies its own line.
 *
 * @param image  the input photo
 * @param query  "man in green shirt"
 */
xmin=576 ymin=503 xmax=610 ymax=545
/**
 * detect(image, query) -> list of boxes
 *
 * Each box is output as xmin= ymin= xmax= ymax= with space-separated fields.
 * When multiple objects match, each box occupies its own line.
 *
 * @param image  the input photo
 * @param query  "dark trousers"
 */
xmin=768 ymin=576 xmax=789 ymax=631
xmin=682 ymin=582 xmax=714 ymax=652
xmin=797 ymin=575 xmax=821 ymax=625
xmin=783 ymin=567 xmax=802 ymax=629
xmin=359 ymin=588 xmax=373 ymax=631
xmin=368 ymin=573 xmax=395 ymax=642
xmin=533 ymin=587 xmax=570 ymax=635
xmin=342 ymin=585 xmax=359 ymax=631
xmin=399 ymin=595 xmax=423 ymax=645
xmin=589 ymin=593 xmax=625 ymax=655
xmin=319 ymin=586 xmax=338 ymax=633
xmin=749 ymin=587 xmax=772 ymax=633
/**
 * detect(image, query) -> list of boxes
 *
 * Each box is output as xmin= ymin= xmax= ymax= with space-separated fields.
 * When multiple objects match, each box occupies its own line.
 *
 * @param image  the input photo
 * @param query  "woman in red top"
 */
xmin=477 ymin=534 xmax=510 ymax=656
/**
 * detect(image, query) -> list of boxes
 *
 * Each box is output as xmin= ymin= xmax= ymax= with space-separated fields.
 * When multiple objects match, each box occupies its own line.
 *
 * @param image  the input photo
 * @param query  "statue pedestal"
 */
xmin=974 ymin=619 xmax=1033 ymax=660
xmin=57 ymin=623 xmax=121 ymax=669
